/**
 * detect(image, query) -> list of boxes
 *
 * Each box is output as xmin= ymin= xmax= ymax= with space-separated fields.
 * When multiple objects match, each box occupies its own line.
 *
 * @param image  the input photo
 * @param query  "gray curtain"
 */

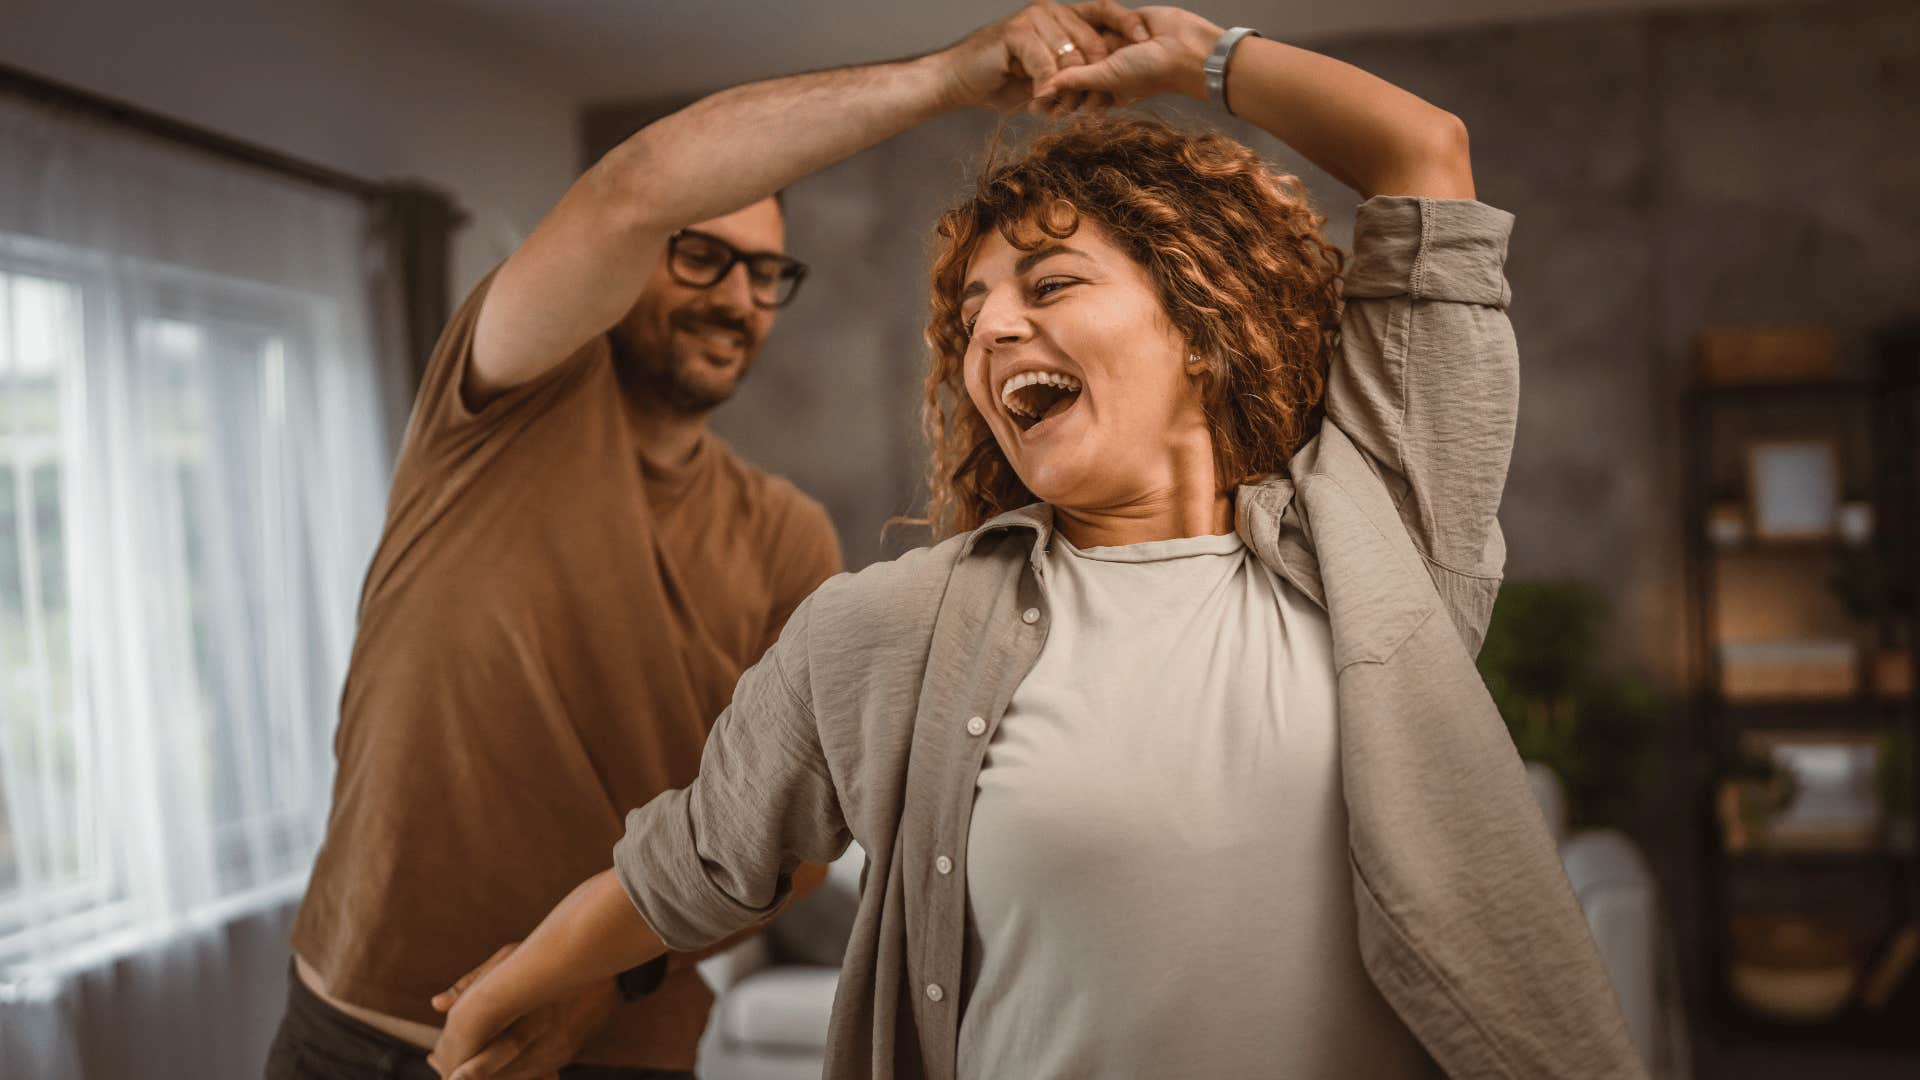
xmin=367 ymin=181 xmax=467 ymax=456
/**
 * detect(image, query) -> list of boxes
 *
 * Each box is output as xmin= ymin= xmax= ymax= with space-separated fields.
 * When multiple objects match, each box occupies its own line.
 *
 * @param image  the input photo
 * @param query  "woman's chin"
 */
xmin=1015 ymin=454 xmax=1095 ymax=509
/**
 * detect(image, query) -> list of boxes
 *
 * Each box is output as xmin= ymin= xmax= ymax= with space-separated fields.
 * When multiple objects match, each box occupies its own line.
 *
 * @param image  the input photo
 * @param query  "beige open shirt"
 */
xmin=614 ymin=197 xmax=1647 ymax=1079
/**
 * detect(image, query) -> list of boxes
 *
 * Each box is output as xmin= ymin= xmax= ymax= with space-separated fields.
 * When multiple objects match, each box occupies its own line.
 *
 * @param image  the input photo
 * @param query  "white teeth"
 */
xmin=999 ymin=370 xmax=1084 ymax=417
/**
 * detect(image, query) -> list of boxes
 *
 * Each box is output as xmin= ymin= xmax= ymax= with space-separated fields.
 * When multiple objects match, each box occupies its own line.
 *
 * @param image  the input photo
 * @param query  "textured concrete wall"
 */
xmin=697 ymin=0 xmax=1919 ymax=687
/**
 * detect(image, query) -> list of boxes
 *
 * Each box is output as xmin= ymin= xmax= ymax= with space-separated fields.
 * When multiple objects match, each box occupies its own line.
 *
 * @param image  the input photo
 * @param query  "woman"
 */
xmin=430 ymin=4 xmax=1642 ymax=1078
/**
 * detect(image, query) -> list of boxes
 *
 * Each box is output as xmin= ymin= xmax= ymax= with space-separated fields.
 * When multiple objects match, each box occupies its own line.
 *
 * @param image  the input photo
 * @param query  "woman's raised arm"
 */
xmin=1040 ymin=1 xmax=1473 ymax=200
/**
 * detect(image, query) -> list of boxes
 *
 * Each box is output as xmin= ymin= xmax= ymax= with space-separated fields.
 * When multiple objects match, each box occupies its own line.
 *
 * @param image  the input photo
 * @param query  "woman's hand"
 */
xmin=427 ymin=944 xmax=617 ymax=1080
xmin=1033 ymin=4 xmax=1226 ymax=108
xmin=933 ymin=0 xmax=1150 ymax=113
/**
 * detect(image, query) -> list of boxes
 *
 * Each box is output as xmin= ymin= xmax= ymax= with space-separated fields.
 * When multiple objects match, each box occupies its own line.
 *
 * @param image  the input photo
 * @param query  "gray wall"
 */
xmin=670 ymin=0 xmax=1918 ymax=687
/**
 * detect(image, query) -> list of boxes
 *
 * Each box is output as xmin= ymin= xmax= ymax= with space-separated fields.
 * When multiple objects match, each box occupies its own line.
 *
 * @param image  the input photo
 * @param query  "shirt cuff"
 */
xmin=612 ymin=789 xmax=781 ymax=952
xmin=1344 ymin=196 xmax=1515 ymax=308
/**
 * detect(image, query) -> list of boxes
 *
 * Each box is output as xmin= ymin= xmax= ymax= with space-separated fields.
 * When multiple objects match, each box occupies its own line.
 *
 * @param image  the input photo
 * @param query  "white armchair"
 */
xmin=1526 ymin=763 xmax=1691 ymax=1080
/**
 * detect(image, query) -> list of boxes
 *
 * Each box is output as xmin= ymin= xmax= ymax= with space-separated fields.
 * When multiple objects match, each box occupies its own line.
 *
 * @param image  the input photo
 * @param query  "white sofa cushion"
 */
xmin=708 ymin=966 xmax=841 ymax=1055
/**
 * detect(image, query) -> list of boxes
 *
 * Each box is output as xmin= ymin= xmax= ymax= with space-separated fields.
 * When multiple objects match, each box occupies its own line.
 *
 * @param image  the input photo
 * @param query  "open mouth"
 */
xmin=1000 ymin=371 xmax=1084 ymax=432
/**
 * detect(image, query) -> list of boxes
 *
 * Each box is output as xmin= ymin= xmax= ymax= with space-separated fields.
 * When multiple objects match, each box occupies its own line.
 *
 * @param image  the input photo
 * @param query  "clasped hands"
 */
xmin=939 ymin=1 xmax=1228 ymax=117
xmin=426 ymin=943 xmax=614 ymax=1080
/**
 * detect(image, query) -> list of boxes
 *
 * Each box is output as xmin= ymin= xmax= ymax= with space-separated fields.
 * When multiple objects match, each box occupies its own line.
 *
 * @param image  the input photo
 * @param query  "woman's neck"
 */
xmin=1049 ymin=428 xmax=1236 ymax=548
xmin=1052 ymin=487 xmax=1234 ymax=549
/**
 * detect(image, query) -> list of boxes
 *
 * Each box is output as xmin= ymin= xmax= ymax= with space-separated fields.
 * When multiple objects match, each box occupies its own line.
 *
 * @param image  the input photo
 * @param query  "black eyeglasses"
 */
xmin=667 ymin=229 xmax=809 ymax=309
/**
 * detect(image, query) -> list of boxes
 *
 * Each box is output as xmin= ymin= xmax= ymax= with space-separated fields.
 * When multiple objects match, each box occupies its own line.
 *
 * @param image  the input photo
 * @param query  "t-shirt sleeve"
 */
xmin=390 ymin=269 xmax=606 ymax=491
xmin=759 ymin=492 xmax=843 ymax=656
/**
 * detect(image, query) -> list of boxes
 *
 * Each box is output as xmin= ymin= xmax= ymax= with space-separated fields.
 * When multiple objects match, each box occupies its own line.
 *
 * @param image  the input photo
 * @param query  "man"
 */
xmin=271 ymin=184 xmax=842 ymax=1076
xmin=271 ymin=1 xmax=1137 ymax=1075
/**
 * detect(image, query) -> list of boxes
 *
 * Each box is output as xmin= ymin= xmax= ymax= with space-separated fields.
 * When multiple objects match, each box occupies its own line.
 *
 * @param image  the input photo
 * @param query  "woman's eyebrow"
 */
xmin=961 ymin=245 xmax=1089 ymax=302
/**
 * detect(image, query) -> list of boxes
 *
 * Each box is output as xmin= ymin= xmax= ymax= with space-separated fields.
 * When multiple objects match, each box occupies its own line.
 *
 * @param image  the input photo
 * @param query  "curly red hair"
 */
xmin=921 ymin=113 xmax=1345 ymax=538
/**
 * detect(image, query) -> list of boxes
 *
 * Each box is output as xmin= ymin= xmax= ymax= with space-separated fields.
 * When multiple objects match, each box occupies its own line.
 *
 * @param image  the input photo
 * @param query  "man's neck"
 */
xmin=622 ymin=391 xmax=711 ymax=469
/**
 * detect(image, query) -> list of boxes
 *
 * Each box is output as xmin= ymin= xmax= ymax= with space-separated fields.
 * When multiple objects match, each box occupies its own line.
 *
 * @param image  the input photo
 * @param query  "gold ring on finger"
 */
xmin=1055 ymin=41 xmax=1076 ymax=57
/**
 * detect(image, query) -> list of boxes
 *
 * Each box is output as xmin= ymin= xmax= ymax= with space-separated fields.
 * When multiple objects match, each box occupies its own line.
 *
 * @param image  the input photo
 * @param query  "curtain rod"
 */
xmin=0 ymin=61 xmax=384 ymax=203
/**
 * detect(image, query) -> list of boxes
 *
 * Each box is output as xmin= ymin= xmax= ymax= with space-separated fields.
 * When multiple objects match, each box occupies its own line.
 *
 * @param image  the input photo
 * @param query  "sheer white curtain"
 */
xmin=0 ymin=92 xmax=391 ymax=1075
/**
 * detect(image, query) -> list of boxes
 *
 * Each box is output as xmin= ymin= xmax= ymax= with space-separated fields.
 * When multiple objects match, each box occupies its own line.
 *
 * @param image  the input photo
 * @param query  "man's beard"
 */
xmin=616 ymin=309 xmax=760 ymax=416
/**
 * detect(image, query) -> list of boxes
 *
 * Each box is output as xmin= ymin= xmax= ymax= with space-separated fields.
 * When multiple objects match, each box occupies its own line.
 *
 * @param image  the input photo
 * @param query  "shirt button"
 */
xmin=966 ymin=715 xmax=987 ymax=736
xmin=936 ymin=855 xmax=953 ymax=875
xmin=926 ymin=983 xmax=945 ymax=1003
xmin=1022 ymin=607 xmax=1041 ymax=624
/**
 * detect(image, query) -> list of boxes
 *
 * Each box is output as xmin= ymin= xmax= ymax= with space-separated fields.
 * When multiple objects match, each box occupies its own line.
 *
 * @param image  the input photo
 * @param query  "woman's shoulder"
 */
xmin=802 ymin=532 xmax=973 ymax=643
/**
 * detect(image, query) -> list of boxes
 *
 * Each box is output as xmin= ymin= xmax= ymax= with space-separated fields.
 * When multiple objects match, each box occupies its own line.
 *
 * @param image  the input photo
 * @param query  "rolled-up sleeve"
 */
xmin=1326 ymin=196 xmax=1518 ymax=655
xmin=612 ymin=594 xmax=851 ymax=950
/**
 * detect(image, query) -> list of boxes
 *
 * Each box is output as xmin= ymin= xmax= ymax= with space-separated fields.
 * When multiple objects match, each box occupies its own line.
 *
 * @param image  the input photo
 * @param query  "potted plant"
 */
xmin=1476 ymin=581 xmax=1662 ymax=830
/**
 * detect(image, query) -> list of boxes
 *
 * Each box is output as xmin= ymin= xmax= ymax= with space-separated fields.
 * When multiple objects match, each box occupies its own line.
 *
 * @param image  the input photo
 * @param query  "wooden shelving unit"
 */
xmin=1681 ymin=334 xmax=1920 ymax=1061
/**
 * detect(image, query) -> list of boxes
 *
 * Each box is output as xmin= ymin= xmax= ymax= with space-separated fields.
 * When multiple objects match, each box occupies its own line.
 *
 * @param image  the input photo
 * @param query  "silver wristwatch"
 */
xmin=1203 ymin=27 xmax=1262 ymax=116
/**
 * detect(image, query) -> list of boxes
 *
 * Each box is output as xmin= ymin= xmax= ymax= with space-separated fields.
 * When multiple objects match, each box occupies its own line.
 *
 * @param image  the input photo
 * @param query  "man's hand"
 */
xmin=426 ymin=944 xmax=617 ymax=1080
xmin=932 ymin=0 xmax=1150 ymax=113
xmin=1034 ymin=4 xmax=1226 ymax=107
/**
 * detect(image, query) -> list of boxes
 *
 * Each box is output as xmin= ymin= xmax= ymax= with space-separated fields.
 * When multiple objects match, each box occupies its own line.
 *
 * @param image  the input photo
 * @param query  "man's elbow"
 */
xmin=582 ymin=138 xmax=671 ymax=240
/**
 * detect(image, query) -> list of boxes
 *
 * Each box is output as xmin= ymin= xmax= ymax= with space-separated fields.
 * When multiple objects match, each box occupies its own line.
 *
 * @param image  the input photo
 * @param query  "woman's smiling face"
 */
xmin=958 ymin=218 xmax=1215 ymax=517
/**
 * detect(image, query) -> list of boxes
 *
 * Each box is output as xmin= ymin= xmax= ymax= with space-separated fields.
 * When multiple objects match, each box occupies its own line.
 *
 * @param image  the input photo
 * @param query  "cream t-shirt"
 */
xmin=957 ymin=531 xmax=1431 ymax=1078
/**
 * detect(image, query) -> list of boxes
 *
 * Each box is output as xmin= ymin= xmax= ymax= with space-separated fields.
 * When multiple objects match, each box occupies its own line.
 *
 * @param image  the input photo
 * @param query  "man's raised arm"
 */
xmin=467 ymin=0 xmax=1149 ymax=402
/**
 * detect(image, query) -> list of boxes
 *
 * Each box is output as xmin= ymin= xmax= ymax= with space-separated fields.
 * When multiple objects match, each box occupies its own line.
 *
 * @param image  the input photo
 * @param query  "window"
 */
xmin=0 ymin=232 xmax=386 ymax=976
xmin=0 ymin=266 xmax=100 ymax=949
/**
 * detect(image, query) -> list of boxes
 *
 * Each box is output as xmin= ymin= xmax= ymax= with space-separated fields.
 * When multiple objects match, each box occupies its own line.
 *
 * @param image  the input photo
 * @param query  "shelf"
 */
xmin=1724 ymin=848 xmax=1913 ymax=870
xmin=1684 ymin=338 xmax=1919 ymax=1070
xmin=1709 ymin=698 xmax=1914 ymax=729
xmin=1705 ymin=538 xmax=1868 ymax=557
xmin=1710 ymin=999 xmax=1920 ymax=1056
xmin=1707 ymin=969 xmax=1920 ymax=1057
xmin=1688 ymin=380 xmax=1879 ymax=407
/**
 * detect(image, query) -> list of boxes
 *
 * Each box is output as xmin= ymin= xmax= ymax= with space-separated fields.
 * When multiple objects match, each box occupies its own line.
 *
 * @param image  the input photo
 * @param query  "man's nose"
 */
xmin=706 ymin=261 xmax=756 ymax=313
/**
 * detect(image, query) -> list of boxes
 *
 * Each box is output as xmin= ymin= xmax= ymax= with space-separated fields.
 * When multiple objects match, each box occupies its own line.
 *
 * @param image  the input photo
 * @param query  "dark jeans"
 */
xmin=264 ymin=962 xmax=692 ymax=1080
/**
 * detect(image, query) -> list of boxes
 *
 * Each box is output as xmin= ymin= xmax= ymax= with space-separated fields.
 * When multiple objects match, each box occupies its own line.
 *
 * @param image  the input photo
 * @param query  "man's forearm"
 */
xmin=596 ymin=55 xmax=958 ymax=236
xmin=471 ymin=52 xmax=966 ymax=395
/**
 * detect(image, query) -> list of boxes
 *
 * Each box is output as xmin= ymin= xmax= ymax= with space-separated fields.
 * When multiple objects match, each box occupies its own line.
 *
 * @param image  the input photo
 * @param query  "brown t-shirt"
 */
xmin=289 ymin=275 xmax=842 ymax=1069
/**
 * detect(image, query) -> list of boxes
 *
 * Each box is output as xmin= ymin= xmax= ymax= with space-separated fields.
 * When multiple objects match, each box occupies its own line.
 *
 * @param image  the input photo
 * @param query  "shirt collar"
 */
xmin=957 ymin=502 xmax=1055 ymax=573
xmin=955 ymin=474 xmax=1295 ymax=570
xmin=1234 ymin=474 xmax=1295 ymax=540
